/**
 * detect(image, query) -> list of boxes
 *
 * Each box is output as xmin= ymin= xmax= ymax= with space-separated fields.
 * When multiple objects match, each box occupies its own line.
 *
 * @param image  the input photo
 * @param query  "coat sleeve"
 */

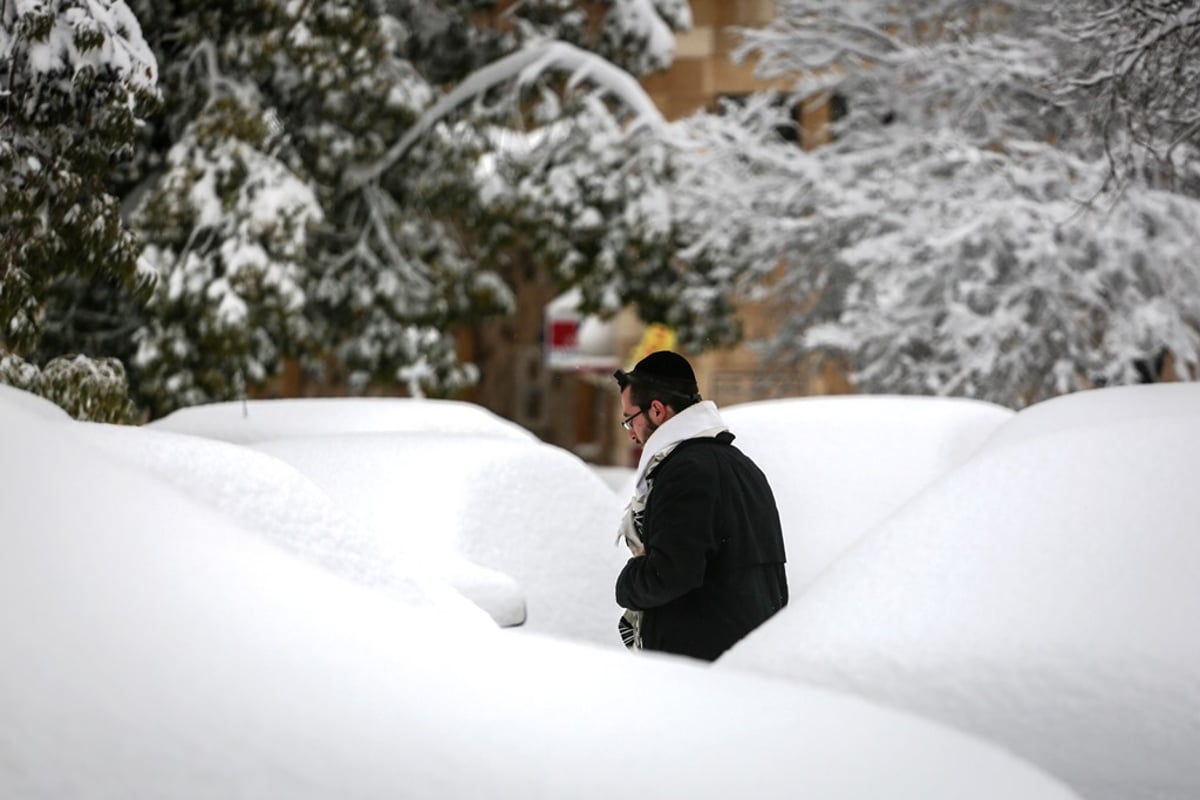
xmin=615 ymin=453 xmax=719 ymax=610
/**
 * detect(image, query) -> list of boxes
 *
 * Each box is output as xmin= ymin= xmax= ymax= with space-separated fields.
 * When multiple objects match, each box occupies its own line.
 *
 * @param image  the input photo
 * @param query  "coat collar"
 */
xmin=633 ymin=400 xmax=729 ymax=494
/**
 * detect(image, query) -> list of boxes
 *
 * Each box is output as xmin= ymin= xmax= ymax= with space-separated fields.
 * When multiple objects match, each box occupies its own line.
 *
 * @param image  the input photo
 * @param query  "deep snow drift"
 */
xmin=0 ymin=385 xmax=1080 ymax=799
xmin=720 ymin=383 xmax=1200 ymax=800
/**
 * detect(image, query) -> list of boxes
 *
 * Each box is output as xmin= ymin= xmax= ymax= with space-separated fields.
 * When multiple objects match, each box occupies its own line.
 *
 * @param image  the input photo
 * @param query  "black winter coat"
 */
xmin=615 ymin=431 xmax=788 ymax=661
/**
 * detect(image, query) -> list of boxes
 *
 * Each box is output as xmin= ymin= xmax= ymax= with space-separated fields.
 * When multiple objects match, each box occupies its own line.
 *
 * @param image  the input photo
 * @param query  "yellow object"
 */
xmin=627 ymin=324 xmax=678 ymax=367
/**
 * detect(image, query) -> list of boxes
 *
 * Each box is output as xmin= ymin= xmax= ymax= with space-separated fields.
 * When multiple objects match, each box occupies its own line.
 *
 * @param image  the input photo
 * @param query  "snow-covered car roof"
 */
xmin=252 ymin=431 xmax=628 ymax=647
xmin=2 ymin=386 xmax=490 ymax=627
xmin=77 ymin=419 xmax=515 ymax=621
xmin=1 ymin=387 xmax=1079 ymax=799
xmin=719 ymin=383 xmax=1200 ymax=800
xmin=148 ymin=396 xmax=537 ymax=444
xmin=974 ymin=380 xmax=1200 ymax=449
xmin=721 ymin=394 xmax=1013 ymax=592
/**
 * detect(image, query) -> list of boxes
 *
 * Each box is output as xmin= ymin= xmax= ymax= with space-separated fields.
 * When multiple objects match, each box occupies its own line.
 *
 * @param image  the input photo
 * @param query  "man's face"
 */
xmin=621 ymin=386 xmax=657 ymax=446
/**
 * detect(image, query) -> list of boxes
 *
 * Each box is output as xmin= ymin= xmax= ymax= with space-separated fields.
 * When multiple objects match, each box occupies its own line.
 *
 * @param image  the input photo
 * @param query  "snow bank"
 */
xmin=71 ymin=421 xmax=492 ymax=623
xmin=976 ymin=381 xmax=1200 ymax=450
xmin=254 ymin=432 xmax=628 ymax=647
xmin=1 ymin=388 xmax=1079 ymax=799
xmin=590 ymin=464 xmax=635 ymax=492
xmin=149 ymin=396 xmax=535 ymax=444
xmin=720 ymin=385 xmax=1200 ymax=800
xmin=0 ymin=384 xmax=71 ymax=422
xmin=722 ymin=395 xmax=1013 ymax=592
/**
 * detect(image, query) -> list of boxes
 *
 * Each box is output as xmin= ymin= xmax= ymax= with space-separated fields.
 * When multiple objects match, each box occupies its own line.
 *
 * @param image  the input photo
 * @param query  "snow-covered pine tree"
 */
xmin=107 ymin=0 xmax=480 ymax=415
xmin=32 ymin=0 xmax=714 ymax=416
xmin=709 ymin=0 xmax=1200 ymax=406
xmin=0 ymin=0 xmax=158 ymax=421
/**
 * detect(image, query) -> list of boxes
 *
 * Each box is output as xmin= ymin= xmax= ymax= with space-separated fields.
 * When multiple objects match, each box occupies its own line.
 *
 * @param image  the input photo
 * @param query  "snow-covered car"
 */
xmin=0 ymin=386 xmax=1082 ymax=799
xmin=145 ymin=397 xmax=538 ymax=626
xmin=70 ymin=413 xmax=500 ymax=619
xmin=718 ymin=383 xmax=1200 ymax=800
xmin=721 ymin=395 xmax=1013 ymax=592
xmin=148 ymin=396 xmax=536 ymax=443
xmin=149 ymin=395 xmax=625 ymax=640
xmin=250 ymin=430 xmax=630 ymax=648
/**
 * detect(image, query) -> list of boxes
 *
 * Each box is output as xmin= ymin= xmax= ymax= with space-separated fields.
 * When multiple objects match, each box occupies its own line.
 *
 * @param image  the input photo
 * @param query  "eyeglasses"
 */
xmin=621 ymin=408 xmax=646 ymax=431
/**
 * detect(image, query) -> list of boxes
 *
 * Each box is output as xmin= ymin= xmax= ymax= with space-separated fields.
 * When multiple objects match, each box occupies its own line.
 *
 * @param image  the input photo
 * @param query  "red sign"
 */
xmin=547 ymin=319 xmax=579 ymax=350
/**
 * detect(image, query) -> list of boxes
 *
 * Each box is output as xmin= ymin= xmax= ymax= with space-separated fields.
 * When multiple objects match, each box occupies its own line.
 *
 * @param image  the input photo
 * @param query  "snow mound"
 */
xmin=722 ymin=394 xmax=1013 ymax=592
xmin=1 ymin=391 xmax=1079 ymax=799
xmin=254 ymin=432 xmax=629 ymax=647
xmin=720 ymin=386 xmax=1200 ymax=800
xmin=0 ymin=384 xmax=72 ymax=421
xmin=71 ymin=421 xmax=489 ymax=622
xmin=149 ymin=396 xmax=535 ymax=444
xmin=977 ymin=381 xmax=1200 ymax=450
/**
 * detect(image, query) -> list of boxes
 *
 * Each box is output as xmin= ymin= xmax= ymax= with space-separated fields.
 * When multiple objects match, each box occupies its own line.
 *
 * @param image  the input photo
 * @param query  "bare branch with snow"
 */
xmin=345 ymin=39 xmax=664 ymax=189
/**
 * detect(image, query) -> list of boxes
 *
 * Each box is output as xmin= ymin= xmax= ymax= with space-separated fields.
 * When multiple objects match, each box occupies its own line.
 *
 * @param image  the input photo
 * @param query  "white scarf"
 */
xmin=615 ymin=401 xmax=729 ymax=649
xmin=617 ymin=400 xmax=730 ymax=551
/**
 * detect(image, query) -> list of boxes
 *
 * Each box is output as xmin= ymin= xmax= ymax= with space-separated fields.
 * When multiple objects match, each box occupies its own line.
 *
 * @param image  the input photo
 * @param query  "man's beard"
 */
xmin=638 ymin=419 xmax=659 ymax=446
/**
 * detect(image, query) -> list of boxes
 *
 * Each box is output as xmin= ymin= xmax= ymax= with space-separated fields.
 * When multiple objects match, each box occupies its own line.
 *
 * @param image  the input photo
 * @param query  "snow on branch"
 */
xmin=7 ymin=0 xmax=158 ymax=91
xmin=611 ymin=0 xmax=682 ymax=68
xmin=345 ymin=40 xmax=665 ymax=189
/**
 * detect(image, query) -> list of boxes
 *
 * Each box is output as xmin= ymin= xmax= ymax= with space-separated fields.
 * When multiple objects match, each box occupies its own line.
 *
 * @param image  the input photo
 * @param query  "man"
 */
xmin=613 ymin=350 xmax=788 ymax=661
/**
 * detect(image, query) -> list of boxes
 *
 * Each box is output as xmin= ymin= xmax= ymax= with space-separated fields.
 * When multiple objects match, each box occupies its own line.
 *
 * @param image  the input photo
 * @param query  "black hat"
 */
xmin=613 ymin=351 xmax=700 ymax=400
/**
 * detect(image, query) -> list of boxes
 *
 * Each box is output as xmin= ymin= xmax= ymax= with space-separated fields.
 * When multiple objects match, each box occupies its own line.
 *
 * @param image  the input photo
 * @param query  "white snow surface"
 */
xmin=69 ymin=420 xmax=494 ymax=623
xmin=591 ymin=464 xmax=636 ymax=492
xmin=146 ymin=400 xmax=529 ymax=625
xmin=0 ymin=386 xmax=1080 ymax=799
xmin=252 ymin=432 xmax=628 ymax=647
xmin=719 ymin=383 xmax=1200 ymax=800
xmin=149 ymin=396 xmax=536 ymax=444
xmin=0 ymin=384 xmax=71 ymax=422
xmin=721 ymin=395 xmax=1014 ymax=593
xmin=977 ymin=381 xmax=1200 ymax=450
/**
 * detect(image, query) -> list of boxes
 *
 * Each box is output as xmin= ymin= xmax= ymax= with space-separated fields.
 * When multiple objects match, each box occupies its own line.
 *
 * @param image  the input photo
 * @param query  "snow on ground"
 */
xmin=721 ymin=395 xmax=1014 ymax=593
xmin=0 ymin=384 xmax=72 ymax=421
xmin=252 ymin=432 xmax=628 ymax=647
xmin=590 ymin=463 xmax=635 ymax=492
xmin=719 ymin=383 xmax=1200 ymax=800
xmin=0 ymin=386 xmax=1080 ymax=799
xmin=149 ymin=396 xmax=536 ymax=444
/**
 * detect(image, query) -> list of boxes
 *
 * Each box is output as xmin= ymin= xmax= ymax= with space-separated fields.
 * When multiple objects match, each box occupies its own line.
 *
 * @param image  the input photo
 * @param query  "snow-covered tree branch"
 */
xmin=717 ymin=0 xmax=1200 ymax=407
xmin=7 ymin=0 xmax=714 ymax=416
xmin=346 ymin=39 xmax=666 ymax=190
xmin=1061 ymin=0 xmax=1200 ymax=193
